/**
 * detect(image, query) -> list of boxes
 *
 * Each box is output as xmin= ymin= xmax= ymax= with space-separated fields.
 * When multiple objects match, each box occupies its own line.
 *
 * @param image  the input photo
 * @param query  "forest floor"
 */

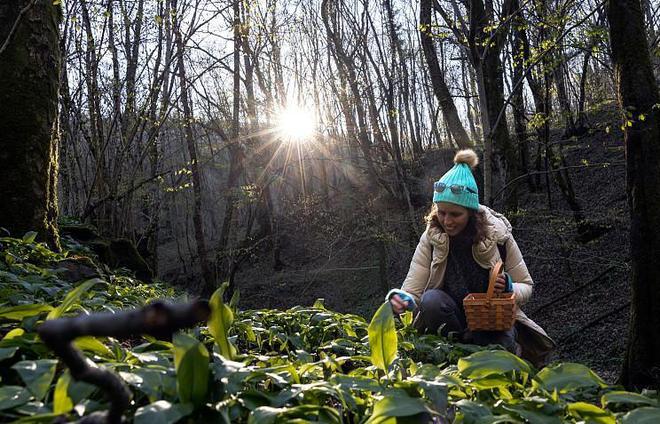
xmin=236 ymin=108 xmax=629 ymax=383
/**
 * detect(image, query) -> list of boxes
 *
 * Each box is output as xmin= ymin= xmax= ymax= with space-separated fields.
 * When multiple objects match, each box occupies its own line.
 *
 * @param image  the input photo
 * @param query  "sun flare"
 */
xmin=276 ymin=105 xmax=316 ymax=141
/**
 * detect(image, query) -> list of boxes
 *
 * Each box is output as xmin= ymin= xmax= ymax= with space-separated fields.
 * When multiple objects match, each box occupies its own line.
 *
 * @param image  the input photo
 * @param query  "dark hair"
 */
xmin=425 ymin=203 xmax=488 ymax=244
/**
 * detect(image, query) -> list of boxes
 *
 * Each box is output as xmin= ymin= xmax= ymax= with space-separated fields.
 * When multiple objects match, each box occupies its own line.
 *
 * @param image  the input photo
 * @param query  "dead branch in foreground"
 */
xmin=38 ymin=300 xmax=211 ymax=424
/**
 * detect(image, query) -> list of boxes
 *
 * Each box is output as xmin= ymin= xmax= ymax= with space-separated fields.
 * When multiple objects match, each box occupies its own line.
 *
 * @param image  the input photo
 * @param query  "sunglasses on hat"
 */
xmin=434 ymin=181 xmax=477 ymax=195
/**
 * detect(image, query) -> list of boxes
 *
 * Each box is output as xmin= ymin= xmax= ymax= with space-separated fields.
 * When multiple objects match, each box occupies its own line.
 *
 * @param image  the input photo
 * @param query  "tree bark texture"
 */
xmin=0 ymin=0 xmax=61 ymax=249
xmin=608 ymin=0 xmax=660 ymax=390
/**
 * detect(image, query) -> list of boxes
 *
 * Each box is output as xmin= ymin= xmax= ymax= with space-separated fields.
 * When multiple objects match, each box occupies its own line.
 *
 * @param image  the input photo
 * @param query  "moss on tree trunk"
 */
xmin=608 ymin=0 xmax=660 ymax=390
xmin=0 ymin=1 xmax=61 ymax=249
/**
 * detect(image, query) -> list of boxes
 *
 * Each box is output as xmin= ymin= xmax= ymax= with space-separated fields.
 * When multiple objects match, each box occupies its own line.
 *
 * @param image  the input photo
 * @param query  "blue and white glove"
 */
xmin=385 ymin=288 xmax=417 ymax=311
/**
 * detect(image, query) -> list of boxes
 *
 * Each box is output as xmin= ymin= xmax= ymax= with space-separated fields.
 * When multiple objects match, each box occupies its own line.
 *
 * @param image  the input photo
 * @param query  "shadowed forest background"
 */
xmin=2 ymin=0 xmax=660 ymax=402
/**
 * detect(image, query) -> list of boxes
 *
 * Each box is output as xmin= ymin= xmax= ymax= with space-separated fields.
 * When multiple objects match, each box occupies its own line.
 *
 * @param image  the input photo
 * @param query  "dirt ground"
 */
xmin=236 ymin=117 xmax=630 ymax=383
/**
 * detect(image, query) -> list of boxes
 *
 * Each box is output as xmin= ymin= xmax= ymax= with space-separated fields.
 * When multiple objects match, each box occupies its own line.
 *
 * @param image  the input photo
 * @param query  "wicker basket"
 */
xmin=463 ymin=261 xmax=516 ymax=331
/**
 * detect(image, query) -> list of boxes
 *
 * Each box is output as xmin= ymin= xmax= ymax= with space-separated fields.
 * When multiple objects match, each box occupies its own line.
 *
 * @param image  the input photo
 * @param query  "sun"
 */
xmin=276 ymin=105 xmax=316 ymax=141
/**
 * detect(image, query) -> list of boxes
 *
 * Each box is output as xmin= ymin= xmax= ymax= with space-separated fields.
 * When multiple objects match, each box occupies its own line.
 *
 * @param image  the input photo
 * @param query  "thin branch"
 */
xmin=531 ymin=265 xmax=616 ymax=315
xmin=560 ymin=301 xmax=630 ymax=342
xmin=0 ymin=0 xmax=37 ymax=57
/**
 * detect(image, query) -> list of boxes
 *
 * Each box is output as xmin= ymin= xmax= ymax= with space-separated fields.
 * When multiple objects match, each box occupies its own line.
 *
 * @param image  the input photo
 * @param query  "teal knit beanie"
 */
xmin=432 ymin=149 xmax=480 ymax=210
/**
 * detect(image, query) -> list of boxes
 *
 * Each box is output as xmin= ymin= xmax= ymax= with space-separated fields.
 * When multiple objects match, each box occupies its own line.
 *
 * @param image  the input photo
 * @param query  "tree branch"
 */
xmin=38 ymin=301 xmax=211 ymax=424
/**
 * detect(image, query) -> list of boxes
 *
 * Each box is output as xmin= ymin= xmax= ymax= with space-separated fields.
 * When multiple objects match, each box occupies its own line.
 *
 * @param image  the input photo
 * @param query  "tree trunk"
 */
xmin=217 ymin=0 xmax=247 ymax=297
xmin=0 ymin=0 xmax=61 ymax=249
xmin=608 ymin=0 xmax=660 ymax=390
xmin=419 ymin=0 xmax=472 ymax=148
xmin=173 ymin=5 xmax=214 ymax=292
xmin=466 ymin=0 xmax=516 ymax=208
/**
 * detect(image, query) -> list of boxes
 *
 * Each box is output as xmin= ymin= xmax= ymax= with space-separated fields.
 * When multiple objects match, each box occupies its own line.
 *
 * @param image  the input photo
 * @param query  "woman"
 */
xmin=389 ymin=149 xmax=555 ymax=367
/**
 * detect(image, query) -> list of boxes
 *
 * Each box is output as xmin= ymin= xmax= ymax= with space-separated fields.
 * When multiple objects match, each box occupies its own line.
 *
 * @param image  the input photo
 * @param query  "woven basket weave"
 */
xmin=463 ymin=261 xmax=516 ymax=331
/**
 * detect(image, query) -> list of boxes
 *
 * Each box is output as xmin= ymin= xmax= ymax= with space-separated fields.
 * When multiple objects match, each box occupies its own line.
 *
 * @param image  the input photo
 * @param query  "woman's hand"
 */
xmin=390 ymin=294 xmax=408 ymax=314
xmin=493 ymin=273 xmax=507 ymax=294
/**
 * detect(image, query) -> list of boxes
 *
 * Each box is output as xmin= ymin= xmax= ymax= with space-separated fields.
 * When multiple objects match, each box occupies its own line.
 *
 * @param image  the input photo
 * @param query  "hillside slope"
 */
xmin=237 ymin=117 xmax=629 ymax=382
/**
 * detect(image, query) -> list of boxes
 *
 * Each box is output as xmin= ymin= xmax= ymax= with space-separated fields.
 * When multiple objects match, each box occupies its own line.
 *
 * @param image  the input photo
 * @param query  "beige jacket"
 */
xmin=401 ymin=205 xmax=555 ymax=367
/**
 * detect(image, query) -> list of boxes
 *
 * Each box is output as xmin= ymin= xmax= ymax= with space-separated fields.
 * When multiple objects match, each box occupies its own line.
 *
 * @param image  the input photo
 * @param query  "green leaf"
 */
xmin=53 ymin=371 xmax=73 ymax=414
xmin=74 ymin=336 xmax=113 ymax=358
xmin=533 ymin=363 xmax=607 ymax=393
xmin=172 ymin=332 xmax=209 ymax=406
xmin=0 ymin=386 xmax=32 ymax=411
xmin=368 ymin=302 xmax=397 ymax=372
xmin=621 ymin=407 xmax=660 ymax=423
xmin=501 ymin=403 xmax=562 ymax=424
xmin=247 ymin=406 xmax=281 ymax=424
xmin=0 ymin=304 xmax=53 ymax=321
xmin=366 ymin=394 xmax=430 ymax=424
xmin=12 ymin=413 xmax=62 ymax=423
xmin=209 ymin=284 xmax=235 ymax=359
xmin=602 ymin=391 xmax=657 ymax=408
xmin=47 ymin=278 xmax=103 ymax=319
xmin=12 ymin=359 xmax=58 ymax=400
xmin=22 ymin=232 xmax=38 ymax=243
xmin=0 ymin=346 xmax=19 ymax=360
xmin=458 ymin=350 xmax=532 ymax=379
xmin=567 ymin=402 xmax=615 ymax=424
xmin=454 ymin=399 xmax=512 ymax=424
xmin=134 ymin=400 xmax=194 ymax=424
xmin=247 ymin=405 xmax=340 ymax=424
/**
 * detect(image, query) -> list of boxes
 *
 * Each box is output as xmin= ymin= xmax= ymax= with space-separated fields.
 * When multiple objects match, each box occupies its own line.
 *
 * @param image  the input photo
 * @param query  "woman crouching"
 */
xmin=389 ymin=149 xmax=555 ymax=367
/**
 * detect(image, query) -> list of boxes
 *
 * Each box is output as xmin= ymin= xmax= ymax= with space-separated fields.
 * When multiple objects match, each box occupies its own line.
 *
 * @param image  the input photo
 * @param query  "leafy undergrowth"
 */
xmin=1 ymin=235 xmax=659 ymax=423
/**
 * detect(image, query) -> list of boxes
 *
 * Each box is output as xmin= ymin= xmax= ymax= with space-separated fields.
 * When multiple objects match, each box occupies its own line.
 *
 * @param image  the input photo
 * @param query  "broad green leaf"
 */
xmin=0 ymin=386 xmax=32 ymax=411
xmin=501 ymin=403 xmax=562 ymax=424
xmin=366 ymin=394 xmax=430 ymax=424
xmin=621 ymin=407 xmax=660 ymax=423
xmin=12 ymin=359 xmax=58 ymax=400
xmin=458 ymin=350 xmax=532 ymax=379
xmin=2 ymin=328 xmax=25 ymax=340
xmin=134 ymin=400 xmax=194 ymax=424
xmin=533 ymin=363 xmax=607 ymax=393
xmin=53 ymin=371 xmax=73 ymax=414
xmin=247 ymin=405 xmax=340 ymax=424
xmin=454 ymin=399 xmax=493 ymax=422
xmin=601 ymin=390 xmax=657 ymax=408
xmin=47 ymin=278 xmax=103 ymax=319
xmin=567 ymin=402 xmax=615 ymax=424
xmin=172 ymin=332 xmax=209 ymax=406
xmin=0 ymin=346 xmax=19 ymax=360
xmin=74 ymin=336 xmax=113 ymax=358
xmin=209 ymin=285 xmax=235 ymax=359
xmin=0 ymin=304 xmax=53 ymax=321
xmin=120 ymin=368 xmax=171 ymax=400
xmin=368 ymin=302 xmax=397 ymax=372
xmin=22 ymin=232 xmax=38 ymax=243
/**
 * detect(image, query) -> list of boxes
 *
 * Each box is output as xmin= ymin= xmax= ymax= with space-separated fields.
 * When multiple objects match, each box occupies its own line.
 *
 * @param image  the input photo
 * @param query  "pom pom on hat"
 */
xmin=454 ymin=149 xmax=478 ymax=169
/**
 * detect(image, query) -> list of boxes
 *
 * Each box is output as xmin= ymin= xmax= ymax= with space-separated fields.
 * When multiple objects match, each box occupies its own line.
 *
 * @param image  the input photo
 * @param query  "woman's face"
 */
xmin=436 ymin=202 xmax=470 ymax=237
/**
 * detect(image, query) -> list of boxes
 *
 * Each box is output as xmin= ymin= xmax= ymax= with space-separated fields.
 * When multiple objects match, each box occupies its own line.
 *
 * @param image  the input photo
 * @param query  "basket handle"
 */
xmin=486 ymin=260 xmax=504 ymax=300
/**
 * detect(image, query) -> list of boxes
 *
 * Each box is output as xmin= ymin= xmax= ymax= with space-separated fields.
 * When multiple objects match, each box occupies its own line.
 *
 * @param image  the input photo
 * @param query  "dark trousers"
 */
xmin=416 ymin=289 xmax=518 ymax=354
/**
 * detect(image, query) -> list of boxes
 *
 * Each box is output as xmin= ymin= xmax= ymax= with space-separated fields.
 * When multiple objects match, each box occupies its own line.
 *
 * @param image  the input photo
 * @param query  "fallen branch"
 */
xmin=531 ymin=265 xmax=616 ymax=315
xmin=38 ymin=301 xmax=211 ymax=424
xmin=560 ymin=301 xmax=630 ymax=343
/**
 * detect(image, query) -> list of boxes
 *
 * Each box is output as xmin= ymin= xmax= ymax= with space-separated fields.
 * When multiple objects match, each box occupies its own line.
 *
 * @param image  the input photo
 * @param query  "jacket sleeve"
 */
xmin=503 ymin=235 xmax=533 ymax=306
xmin=401 ymin=231 xmax=433 ymax=305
